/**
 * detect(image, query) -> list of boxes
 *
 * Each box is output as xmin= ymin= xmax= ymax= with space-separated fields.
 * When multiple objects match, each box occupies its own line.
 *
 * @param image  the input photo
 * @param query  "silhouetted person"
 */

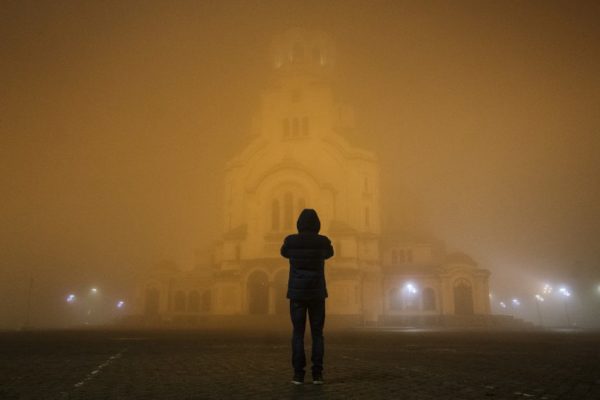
xmin=280 ymin=209 xmax=334 ymax=385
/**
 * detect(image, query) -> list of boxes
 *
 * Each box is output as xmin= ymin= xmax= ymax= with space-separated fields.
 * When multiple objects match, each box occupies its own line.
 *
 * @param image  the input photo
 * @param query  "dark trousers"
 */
xmin=290 ymin=298 xmax=325 ymax=377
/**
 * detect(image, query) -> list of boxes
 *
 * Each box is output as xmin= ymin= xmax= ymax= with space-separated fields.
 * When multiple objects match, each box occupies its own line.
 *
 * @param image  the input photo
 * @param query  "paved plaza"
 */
xmin=0 ymin=328 xmax=599 ymax=399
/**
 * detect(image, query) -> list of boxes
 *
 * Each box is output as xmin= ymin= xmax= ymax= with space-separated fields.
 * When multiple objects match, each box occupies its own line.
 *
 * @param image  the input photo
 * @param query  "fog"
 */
xmin=1 ymin=0 xmax=599 ymax=328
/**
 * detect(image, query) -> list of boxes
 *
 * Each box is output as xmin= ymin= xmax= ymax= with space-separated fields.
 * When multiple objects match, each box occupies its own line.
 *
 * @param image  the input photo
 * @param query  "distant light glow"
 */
xmin=66 ymin=294 xmax=76 ymax=303
xmin=90 ymin=287 xmax=98 ymax=294
xmin=542 ymin=284 xmax=553 ymax=295
xmin=404 ymin=282 xmax=418 ymax=294
xmin=535 ymin=294 xmax=544 ymax=302
xmin=117 ymin=300 xmax=125 ymax=309
xmin=499 ymin=301 xmax=507 ymax=309
xmin=559 ymin=287 xmax=571 ymax=297
xmin=512 ymin=298 xmax=520 ymax=307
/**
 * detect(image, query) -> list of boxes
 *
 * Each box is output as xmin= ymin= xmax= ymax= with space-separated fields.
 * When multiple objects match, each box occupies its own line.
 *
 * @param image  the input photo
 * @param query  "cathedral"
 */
xmin=134 ymin=29 xmax=491 ymax=326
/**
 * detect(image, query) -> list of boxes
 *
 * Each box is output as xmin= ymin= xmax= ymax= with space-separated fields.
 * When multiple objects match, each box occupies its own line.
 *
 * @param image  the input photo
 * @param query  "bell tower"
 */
xmin=270 ymin=28 xmax=336 ymax=80
xmin=259 ymin=29 xmax=342 ymax=144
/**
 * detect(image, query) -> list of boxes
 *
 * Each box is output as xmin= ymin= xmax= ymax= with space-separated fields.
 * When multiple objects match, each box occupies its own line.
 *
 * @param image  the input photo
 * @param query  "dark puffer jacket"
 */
xmin=280 ymin=209 xmax=334 ymax=300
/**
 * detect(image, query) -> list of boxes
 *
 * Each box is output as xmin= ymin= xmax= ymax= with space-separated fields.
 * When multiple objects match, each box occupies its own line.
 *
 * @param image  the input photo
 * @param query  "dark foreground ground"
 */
xmin=0 ymin=328 xmax=599 ymax=400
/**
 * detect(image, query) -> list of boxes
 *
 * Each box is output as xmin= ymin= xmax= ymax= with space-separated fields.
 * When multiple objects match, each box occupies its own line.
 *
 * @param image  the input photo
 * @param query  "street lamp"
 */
xmin=66 ymin=294 xmax=76 ymax=303
xmin=116 ymin=300 xmax=125 ymax=309
xmin=90 ymin=287 xmax=98 ymax=294
xmin=542 ymin=284 xmax=553 ymax=295
xmin=559 ymin=286 xmax=572 ymax=326
xmin=558 ymin=287 xmax=571 ymax=297
xmin=403 ymin=282 xmax=418 ymax=311
xmin=534 ymin=294 xmax=544 ymax=326
xmin=405 ymin=283 xmax=418 ymax=295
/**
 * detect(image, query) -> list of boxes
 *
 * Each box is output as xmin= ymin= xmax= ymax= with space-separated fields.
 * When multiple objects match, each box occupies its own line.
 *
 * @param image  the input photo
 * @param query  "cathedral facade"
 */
xmin=135 ymin=29 xmax=491 ymax=326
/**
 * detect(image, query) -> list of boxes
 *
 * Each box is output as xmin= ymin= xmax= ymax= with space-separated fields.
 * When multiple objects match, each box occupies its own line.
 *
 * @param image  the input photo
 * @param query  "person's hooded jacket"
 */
xmin=280 ymin=209 xmax=334 ymax=300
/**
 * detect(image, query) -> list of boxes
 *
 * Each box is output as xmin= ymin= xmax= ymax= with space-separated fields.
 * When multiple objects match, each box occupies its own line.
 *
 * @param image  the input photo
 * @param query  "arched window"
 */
xmin=312 ymin=47 xmax=321 ymax=63
xmin=297 ymin=197 xmax=306 ymax=216
xmin=422 ymin=288 xmax=436 ymax=311
xmin=272 ymin=192 xmax=306 ymax=232
xmin=301 ymin=117 xmax=309 ymax=136
xmin=283 ymin=118 xmax=290 ymax=138
xmin=283 ymin=192 xmax=294 ymax=229
xmin=293 ymin=43 xmax=304 ymax=62
xmin=235 ymin=244 xmax=241 ymax=260
xmin=188 ymin=290 xmax=200 ymax=312
xmin=292 ymin=118 xmax=299 ymax=136
xmin=391 ymin=250 xmax=398 ymax=265
xmin=271 ymin=200 xmax=280 ymax=231
xmin=399 ymin=249 xmax=406 ymax=263
xmin=365 ymin=207 xmax=370 ymax=227
xmin=454 ymin=278 xmax=474 ymax=315
xmin=174 ymin=291 xmax=186 ymax=312
xmin=145 ymin=288 xmax=160 ymax=316
xmin=406 ymin=249 xmax=413 ymax=263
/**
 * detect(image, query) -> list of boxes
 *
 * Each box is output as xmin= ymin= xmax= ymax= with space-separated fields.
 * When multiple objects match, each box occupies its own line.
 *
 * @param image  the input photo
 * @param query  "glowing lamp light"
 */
xmin=542 ymin=284 xmax=553 ymax=295
xmin=499 ymin=301 xmax=507 ymax=309
xmin=559 ymin=287 xmax=571 ymax=297
xmin=116 ymin=300 xmax=125 ymax=309
xmin=66 ymin=294 xmax=76 ymax=303
xmin=90 ymin=287 xmax=98 ymax=294
xmin=404 ymin=283 xmax=418 ymax=294
xmin=535 ymin=294 xmax=544 ymax=302
xmin=512 ymin=298 xmax=520 ymax=307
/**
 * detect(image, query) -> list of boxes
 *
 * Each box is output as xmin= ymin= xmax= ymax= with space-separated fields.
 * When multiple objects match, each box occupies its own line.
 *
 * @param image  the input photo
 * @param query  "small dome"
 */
xmin=444 ymin=252 xmax=477 ymax=266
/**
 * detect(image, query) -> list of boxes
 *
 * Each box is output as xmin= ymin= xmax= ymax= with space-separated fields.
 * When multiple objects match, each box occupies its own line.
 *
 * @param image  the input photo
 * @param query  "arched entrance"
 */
xmin=454 ymin=279 xmax=474 ymax=315
xmin=389 ymin=288 xmax=402 ymax=311
xmin=422 ymin=288 xmax=436 ymax=311
xmin=174 ymin=290 xmax=186 ymax=312
xmin=201 ymin=291 xmax=211 ymax=312
xmin=247 ymin=270 xmax=269 ymax=314
xmin=145 ymin=287 xmax=160 ymax=316
xmin=273 ymin=269 xmax=289 ymax=315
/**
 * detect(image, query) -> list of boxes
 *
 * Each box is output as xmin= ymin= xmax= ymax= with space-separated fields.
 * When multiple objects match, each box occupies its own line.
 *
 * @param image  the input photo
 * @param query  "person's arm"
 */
xmin=280 ymin=238 xmax=289 ymax=259
xmin=322 ymin=237 xmax=334 ymax=259
xmin=324 ymin=242 xmax=334 ymax=259
xmin=280 ymin=235 xmax=296 ymax=259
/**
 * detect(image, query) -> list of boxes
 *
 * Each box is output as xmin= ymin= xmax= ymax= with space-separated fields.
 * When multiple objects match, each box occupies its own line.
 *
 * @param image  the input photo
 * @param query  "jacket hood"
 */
xmin=296 ymin=209 xmax=321 ymax=233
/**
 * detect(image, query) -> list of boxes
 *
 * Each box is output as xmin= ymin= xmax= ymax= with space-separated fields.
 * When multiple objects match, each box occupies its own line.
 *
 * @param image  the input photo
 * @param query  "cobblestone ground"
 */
xmin=0 ymin=328 xmax=599 ymax=399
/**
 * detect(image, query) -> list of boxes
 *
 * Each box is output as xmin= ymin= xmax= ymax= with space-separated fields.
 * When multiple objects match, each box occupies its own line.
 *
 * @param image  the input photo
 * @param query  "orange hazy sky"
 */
xmin=1 ymin=0 xmax=599 ymax=327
